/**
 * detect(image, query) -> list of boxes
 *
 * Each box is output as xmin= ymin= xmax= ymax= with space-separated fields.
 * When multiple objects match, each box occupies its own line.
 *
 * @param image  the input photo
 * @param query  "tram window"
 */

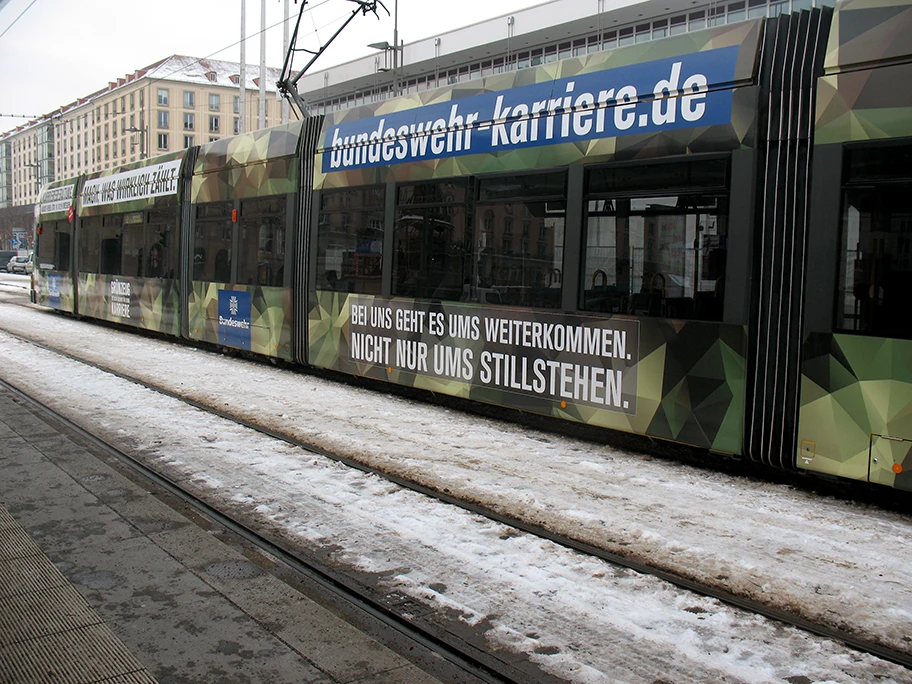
xmin=79 ymin=216 xmax=101 ymax=273
xmin=193 ymin=201 xmax=233 ymax=282
xmin=837 ymin=144 xmax=912 ymax=339
xmin=145 ymin=210 xmax=176 ymax=279
xmin=99 ymin=214 xmax=123 ymax=276
xmin=121 ymin=217 xmax=144 ymax=278
xmin=317 ymin=186 xmax=384 ymax=294
xmin=38 ymin=220 xmax=71 ymax=271
xmin=471 ymin=172 xmax=566 ymax=308
xmin=582 ymin=159 xmax=729 ymax=320
xmin=237 ymin=196 xmax=286 ymax=287
xmin=393 ymin=180 xmax=469 ymax=301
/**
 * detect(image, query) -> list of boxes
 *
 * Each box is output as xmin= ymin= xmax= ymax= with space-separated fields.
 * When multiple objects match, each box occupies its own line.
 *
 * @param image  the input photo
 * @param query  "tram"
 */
xmin=32 ymin=0 xmax=912 ymax=491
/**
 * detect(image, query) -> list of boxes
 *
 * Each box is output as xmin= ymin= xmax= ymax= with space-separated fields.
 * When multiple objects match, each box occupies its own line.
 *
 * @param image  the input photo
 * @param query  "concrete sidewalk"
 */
xmin=0 ymin=385 xmax=440 ymax=683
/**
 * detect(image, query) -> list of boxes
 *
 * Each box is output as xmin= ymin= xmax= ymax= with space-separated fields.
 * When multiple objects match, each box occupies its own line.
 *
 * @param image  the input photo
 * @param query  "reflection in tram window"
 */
xmin=193 ymin=201 xmax=233 ymax=282
xmin=37 ymin=220 xmax=71 ymax=271
xmin=317 ymin=186 xmax=384 ymax=294
xmin=581 ymin=159 xmax=729 ymax=321
xmin=238 ymin=196 xmax=287 ymax=287
xmin=837 ymin=144 xmax=912 ymax=339
xmin=99 ymin=214 xmax=124 ymax=276
xmin=471 ymin=172 xmax=566 ymax=308
xmin=393 ymin=180 xmax=468 ymax=301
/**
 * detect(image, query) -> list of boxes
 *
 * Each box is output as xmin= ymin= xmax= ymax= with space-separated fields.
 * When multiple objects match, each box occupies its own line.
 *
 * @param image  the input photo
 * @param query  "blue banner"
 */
xmin=218 ymin=290 xmax=252 ymax=351
xmin=322 ymin=46 xmax=739 ymax=173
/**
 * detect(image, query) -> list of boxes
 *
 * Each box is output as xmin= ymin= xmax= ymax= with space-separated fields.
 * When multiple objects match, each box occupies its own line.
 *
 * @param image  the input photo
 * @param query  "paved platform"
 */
xmin=0 ymin=385 xmax=442 ymax=683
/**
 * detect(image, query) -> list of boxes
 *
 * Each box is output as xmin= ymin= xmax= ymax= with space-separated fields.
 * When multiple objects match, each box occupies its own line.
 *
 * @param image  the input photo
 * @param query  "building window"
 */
xmin=183 ymin=113 xmax=195 ymax=130
xmin=184 ymin=91 xmax=195 ymax=108
xmin=157 ymin=111 xmax=169 ymax=129
xmin=209 ymin=94 xmax=220 ymax=111
xmin=184 ymin=135 xmax=195 ymax=149
xmin=230 ymin=74 xmax=240 ymax=85
xmin=157 ymin=133 xmax=169 ymax=150
xmin=209 ymin=137 xmax=219 ymax=143
xmin=233 ymin=96 xmax=240 ymax=114
xmin=157 ymin=88 xmax=169 ymax=106
xmin=206 ymin=71 xmax=217 ymax=83
xmin=234 ymin=117 xmax=240 ymax=134
xmin=209 ymin=115 xmax=220 ymax=133
xmin=130 ymin=93 xmax=135 ymax=110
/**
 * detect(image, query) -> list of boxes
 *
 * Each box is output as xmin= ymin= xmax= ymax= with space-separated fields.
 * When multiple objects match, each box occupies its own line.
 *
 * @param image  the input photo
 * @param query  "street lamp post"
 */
xmin=127 ymin=125 xmax=146 ymax=160
xmin=368 ymin=0 xmax=402 ymax=97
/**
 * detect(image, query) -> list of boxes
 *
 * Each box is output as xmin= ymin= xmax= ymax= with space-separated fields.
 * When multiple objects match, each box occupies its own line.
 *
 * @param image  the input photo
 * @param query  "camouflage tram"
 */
xmin=32 ymin=0 xmax=912 ymax=492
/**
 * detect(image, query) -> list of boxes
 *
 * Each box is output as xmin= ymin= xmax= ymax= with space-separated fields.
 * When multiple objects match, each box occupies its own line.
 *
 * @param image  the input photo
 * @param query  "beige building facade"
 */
xmin=0 ymin=55 xmax=284 ymax=209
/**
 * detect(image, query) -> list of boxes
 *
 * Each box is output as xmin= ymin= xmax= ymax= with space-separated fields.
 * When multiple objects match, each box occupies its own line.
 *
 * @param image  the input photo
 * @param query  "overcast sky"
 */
xmin=0 ymin=0 xmax=544 ymax=136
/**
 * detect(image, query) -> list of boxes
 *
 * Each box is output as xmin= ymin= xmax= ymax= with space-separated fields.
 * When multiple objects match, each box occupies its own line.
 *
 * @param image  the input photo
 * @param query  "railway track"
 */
xmin=3 ymin=324 xmax=912 ymax=676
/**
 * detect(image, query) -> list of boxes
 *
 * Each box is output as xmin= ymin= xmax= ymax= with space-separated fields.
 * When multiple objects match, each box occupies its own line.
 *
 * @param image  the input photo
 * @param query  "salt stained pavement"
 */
xmin=0 ymin=282 xmax=910 ymax=682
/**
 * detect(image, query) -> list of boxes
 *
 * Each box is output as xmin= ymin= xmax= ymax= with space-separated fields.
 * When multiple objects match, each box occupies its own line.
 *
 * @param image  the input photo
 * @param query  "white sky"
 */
xmin=1 ymin=272 xmax=911 ymax=682
xmin=0 ymin=0 xmax=544 ymax=135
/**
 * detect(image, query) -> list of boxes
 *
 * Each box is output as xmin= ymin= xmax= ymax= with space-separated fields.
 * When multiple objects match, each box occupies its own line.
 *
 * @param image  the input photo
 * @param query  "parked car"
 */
xmin=0 ymin=250 xmax=16 ymax=272
xmin=8 ymin=254 xmax=32 ymax=275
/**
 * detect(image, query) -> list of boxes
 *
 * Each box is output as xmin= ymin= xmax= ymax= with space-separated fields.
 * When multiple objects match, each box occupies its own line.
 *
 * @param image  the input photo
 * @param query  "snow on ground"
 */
xmin=0 ymin=276 xmax=910 ymax=682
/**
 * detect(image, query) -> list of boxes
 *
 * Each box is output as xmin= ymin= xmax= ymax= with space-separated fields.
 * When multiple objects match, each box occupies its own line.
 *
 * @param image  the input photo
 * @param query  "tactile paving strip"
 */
xmin=0 ymin=504 xmax=159 ymax=683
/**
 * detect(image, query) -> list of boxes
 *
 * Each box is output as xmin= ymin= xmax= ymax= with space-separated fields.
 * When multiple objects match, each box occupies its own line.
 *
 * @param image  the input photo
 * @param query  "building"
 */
xmin=0 ymin=56 xmax=284 ymax=209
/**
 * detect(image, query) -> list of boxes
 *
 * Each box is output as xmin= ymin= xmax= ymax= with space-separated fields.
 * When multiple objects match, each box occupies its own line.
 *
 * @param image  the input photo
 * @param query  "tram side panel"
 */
xmin=188 ymin=121 xmax=303 ymax=360
xmin=306 ymin=20 xmax=765 ymax=454
xmin=71 ymin=152 xmax=187 ymax=335
xmin=798 ymin=0 xmax=912 ymax=491
xmin=34 ymin=178 xmax=80 ymax=313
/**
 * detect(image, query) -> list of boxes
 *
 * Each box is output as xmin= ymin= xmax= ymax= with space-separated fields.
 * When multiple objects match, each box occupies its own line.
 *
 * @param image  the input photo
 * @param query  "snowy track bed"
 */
xmin=1 ymin=290 xmax=911 ymax=682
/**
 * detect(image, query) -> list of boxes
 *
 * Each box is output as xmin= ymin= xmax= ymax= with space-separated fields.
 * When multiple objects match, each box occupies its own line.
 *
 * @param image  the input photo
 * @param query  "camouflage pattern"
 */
xmin=313 ymin=20 xmax=763 ymax=189
xmin=815 ymin=0 xmax=912 ymax=143
xmin=797 ymin=0 xmax=912 ymax=490
xmin=797 ymin=334 xmax=912 ymax=491
xmin=34 ymin=177 xmax=79 ymax=313
xmin=188 ymin=281 xmax=293 ymax=360
xmin=77 ymin=273 xmax=180 ymax=336
xmin=309 ymin=292 xmax=746 ymax=453
xmin=192 ymin=121 xmax=303 ymax=202
xmin=188 ymin=121 xmax=303 ymax=359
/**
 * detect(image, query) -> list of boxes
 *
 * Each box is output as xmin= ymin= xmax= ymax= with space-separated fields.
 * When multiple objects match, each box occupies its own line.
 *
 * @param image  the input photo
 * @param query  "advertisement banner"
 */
xmin=322 ymin=47 xmax=738 ymax=174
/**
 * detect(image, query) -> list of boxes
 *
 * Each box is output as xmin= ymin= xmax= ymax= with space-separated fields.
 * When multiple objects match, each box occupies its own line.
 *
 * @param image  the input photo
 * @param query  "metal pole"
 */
xmin=282 ymin=0 xmax=290 ymax=123
xmin=259 ymin=0 xmax=267 ymax=129
xmin=393 ymin=0 xmax=398 ymax=95
xmin=240 ymin=0 xmax=247 ymax=134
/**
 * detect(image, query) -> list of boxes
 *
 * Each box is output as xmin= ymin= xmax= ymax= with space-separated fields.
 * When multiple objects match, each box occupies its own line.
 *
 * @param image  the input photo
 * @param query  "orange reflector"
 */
xmin=560 ymin=401 xmax=567 ymax=409
xmin=893 ymin=464 xmax=903 ymax=474
xmin=231 ymin=209 xmax=238 ymax=222
xmin=387 ymin=366 xmax=392 ymax=373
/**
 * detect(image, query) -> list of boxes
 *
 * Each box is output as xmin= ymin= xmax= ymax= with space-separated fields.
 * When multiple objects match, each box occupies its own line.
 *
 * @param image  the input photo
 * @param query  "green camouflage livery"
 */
xmin=309 ymin=292 xmax=746 ymax=453
xmin=815 ymin=0 xmax=912 ymax=143
xmin=307 ymin=22 xmax=759 ymax=450
xmin=798 ymin=334 xmax=912 ymax=490
xmin=77 ymin=273 xmax=180 ymax=335
xmin=313 ymin=19 xmax=762 ymax=189
xmin=188 ymin=121 xmax=302 ymax=358
xmin=34 ymin=177 xmax=79 ymax=313
xmin=798 ymin=0 xmax=912 ymax=490
xmin=191 ymin=121 xmax=302 ymax=202
xmin=187 ymin=281 xmax=293 ymax=360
